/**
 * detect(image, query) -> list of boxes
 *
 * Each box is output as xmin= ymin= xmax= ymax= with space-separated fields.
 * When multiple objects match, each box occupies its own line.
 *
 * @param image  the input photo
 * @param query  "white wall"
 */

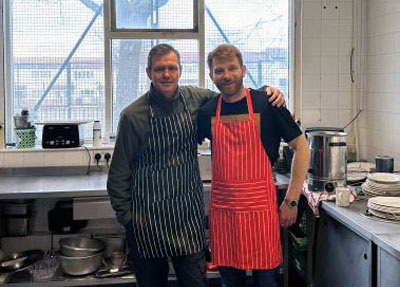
xmin=361 ymin=0 xmax=400 ymax=167
xmin=301 ymin=0 xmax=354 ymax=129
xmin=0 ymin=146 xmax=113 ymax=168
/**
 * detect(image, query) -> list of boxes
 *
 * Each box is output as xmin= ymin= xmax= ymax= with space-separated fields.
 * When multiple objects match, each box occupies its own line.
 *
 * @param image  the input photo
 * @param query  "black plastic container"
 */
xmin=48 ymin=200 xmax=87 ymax=234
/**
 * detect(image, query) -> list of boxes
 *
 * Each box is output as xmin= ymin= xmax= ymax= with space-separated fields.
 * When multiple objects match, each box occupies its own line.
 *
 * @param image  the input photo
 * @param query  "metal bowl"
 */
xmin=58 ymin=251 xmax=103 ymax=276
xmin=59 ymin=237 xmax=105 ymax=257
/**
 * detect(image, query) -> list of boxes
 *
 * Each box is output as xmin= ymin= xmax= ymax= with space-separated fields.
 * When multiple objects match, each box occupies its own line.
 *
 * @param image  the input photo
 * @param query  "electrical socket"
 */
xmin=92 ymin=151 xmax=113 ymax=165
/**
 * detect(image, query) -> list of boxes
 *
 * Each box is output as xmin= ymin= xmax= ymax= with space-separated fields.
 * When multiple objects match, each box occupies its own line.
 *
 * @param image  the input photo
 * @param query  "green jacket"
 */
xmin=107 ymin=85 xmax=216 ymax=226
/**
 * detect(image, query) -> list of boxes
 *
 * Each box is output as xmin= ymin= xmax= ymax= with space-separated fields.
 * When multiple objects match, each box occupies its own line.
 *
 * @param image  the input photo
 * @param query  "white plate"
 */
xmin=347 ymin=162 xmax=375 ymax=171
xmin=367 ymin=173 xmax=400 ymax=184
xmin=363 ymin=182 xmax=400 ymax=192
xmin=368 ymin=200 xmax=400 ymax=213
xmin=361 ymin=184 xmax=400 ymax=197
xmin=368 ymin=196 xmax=400 ymax=208
xmin=368 ymin=208 xmax=400 ymax=221
xmin=347 ymin=172 xmax=367 ymax=182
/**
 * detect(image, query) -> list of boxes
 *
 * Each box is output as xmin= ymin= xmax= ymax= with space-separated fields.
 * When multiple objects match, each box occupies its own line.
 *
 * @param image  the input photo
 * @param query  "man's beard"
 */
xmin=216 ymin=79 xmax=243 ymax=97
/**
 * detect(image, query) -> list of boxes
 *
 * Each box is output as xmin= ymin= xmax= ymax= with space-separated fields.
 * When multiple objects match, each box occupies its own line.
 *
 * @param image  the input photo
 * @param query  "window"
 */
xmin=2 ymin=0 xmax=104 ymax=142
xmin=1 ymin=0 xmax=291 ymax=144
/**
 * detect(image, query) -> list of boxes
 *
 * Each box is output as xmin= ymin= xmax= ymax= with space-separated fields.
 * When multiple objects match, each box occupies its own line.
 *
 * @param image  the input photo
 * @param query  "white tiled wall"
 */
xmin=0 ymin=146 xmax=114 ymax=168
xmin=301 ymin=0 xmax=354 ymax=131
xmin=362 ymin=0 xmax=400 ymax=168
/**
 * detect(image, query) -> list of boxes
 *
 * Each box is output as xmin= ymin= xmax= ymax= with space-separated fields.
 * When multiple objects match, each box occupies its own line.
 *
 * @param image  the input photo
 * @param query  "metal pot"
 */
xmin=306 ymin=128 xmax=347 ymax=192
xmin=59 ymin=237 xmax=105 ymax=257
xmin=58 ymin=251 xmax=103 ymax=276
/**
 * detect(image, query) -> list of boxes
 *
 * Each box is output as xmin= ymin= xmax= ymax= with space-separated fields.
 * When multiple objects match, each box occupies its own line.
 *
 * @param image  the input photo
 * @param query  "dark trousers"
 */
xmin=125 ymin=222 xmax=207 ymax=287
xmin=129 ymin=251 xmax=207 ymax=287
xmin=218 ymin=266 xmax=281 ymax=287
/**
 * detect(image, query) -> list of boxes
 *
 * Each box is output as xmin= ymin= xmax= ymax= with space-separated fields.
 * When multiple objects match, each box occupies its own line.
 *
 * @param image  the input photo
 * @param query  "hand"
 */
xmin=266 ymin=87 xmax=286 ymax=107
xmin=279 ymin=202 xmax=298 ymax=228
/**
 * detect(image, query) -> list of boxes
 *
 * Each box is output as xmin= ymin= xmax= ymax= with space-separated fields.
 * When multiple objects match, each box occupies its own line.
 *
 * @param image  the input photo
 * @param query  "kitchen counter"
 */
xmin=0 ymin=171 xmax=290 ymax=200
xmin=0 ymin=173 xmax=108 ymax=200
xmin=313 ymin=198 xmax=400 ymax=287
xmin=321 ymin=199 xmax=400 ymax=259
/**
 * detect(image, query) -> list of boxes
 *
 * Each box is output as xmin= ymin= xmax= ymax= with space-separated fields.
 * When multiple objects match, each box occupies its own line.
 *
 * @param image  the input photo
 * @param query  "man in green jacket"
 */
xmin=107 ymin=43 xmax=285 ymax=287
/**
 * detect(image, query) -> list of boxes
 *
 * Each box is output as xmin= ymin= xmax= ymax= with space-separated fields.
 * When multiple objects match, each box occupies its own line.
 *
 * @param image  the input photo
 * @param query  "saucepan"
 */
xmin=59 ymin=237 xmax=105 ymax=257
xmin=58 ymin=251 xmax=103 ymax=276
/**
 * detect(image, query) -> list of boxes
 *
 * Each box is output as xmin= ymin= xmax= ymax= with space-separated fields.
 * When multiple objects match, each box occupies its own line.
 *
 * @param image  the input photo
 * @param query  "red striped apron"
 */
xmin=210 ymin=88 xmax=281 ymax=270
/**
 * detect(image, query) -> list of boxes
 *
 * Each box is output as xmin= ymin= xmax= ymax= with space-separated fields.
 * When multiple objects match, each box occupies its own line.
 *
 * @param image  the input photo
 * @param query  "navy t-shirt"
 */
xmin=197 ymin=88 xmax=302 ymax=165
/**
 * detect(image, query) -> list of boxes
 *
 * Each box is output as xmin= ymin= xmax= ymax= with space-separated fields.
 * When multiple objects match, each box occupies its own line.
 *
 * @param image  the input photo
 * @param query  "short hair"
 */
xmin=147 ymin=44 xmax=182 ymax=69
xmin=207 ymin=44 xmax=244 ymax=70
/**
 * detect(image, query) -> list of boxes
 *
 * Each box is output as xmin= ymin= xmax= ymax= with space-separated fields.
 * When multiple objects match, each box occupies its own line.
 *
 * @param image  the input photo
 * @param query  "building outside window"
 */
xmin=1 ymin=0 xmax=291 ymax=144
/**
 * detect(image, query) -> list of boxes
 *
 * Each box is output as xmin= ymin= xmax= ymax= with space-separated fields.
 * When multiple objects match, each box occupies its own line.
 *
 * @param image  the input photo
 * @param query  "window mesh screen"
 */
xmin=112 ymin=39 xmax=198 ymax=130
xmin=204 ymin=0 xmax=289 ymax=100
xmin=115 ymin=0 xmax=193 ymax=29
xmin=7 ymin=0 xmax=104 ymax=142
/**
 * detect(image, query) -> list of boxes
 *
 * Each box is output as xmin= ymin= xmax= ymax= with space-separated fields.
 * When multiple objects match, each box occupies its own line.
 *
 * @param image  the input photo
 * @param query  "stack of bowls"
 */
xmin=58 ymin=237 xmax=105 ymax=276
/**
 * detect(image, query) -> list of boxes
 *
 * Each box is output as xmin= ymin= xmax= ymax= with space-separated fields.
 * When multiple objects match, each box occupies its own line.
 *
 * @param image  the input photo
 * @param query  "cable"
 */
xmin=82 ymin=145 xmax=91 ymax=175
xmin=342 ymin=109 xmax=362 ymax=129
xmin=104 ymin=153 xmax=111 ymax=169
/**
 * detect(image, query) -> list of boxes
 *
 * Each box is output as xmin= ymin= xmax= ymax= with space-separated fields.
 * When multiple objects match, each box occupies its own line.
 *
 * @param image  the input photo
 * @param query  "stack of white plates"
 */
xmin=367 ymin=197 xmax=400 ymax=221
xmin=347 ymin=162 xmax=375 ymax=183
xmin=361 ymin=173 xmax=400 ymax=197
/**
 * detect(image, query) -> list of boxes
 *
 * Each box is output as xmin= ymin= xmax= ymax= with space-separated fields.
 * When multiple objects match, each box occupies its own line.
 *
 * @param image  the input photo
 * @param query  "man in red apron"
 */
xmin=198 ymin=44 xmax=310 ymax=287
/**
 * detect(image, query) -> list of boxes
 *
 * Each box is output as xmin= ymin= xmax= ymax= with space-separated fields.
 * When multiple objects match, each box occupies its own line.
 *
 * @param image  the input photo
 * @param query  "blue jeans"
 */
xmin=218 ymin=266 xmax=281 ymax=287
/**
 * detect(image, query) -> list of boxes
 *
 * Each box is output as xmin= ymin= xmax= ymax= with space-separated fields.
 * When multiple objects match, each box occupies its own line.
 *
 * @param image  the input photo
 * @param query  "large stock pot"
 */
xmin=306 ymin=128 xmax=347 ymax=192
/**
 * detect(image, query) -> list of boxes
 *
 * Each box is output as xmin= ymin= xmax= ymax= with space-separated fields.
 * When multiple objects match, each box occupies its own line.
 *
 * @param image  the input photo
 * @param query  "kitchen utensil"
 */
xmin=375 ymin=155 xmax=394 ymax=173
xmin=306 ymin=128 xmax=347 ymax=192
xmin=58 ymin=251 xmax=103 ymax=276
xmin=0 ymin=249 xmax=43 ymax=273
xmin=29 ymin=255 xmax=59 ymax=281
xmin=93 ymin=234 xmax=125 ymax=258
xmin=1 ymin=201 xmax=33 ymax=216
xmin=13 ymin=114 xmax=30 ymax=129
xmin=2 ymin=215 xmax=31 ymax=237
xmin=1 ymin=200 xmax=33 ymax=236
xmin=95 ymin=267 xmax=133 ymax=279
xmin=59 ymin=237 xmax=105 ymax=257
xmin=103 ymin=251 xmax=127 ymax=271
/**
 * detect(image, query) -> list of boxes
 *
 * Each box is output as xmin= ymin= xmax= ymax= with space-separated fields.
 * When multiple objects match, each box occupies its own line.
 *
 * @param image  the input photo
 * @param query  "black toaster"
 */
xmin=42 ymin=123 xmax=83 ymax=148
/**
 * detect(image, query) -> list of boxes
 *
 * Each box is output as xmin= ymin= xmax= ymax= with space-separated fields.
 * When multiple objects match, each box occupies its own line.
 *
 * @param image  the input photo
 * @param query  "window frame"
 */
xmin=0 ymin=0 xmax=295 ymax=146
xmin=0 ymin=0 xmax=4 ymax=146
xmin=104 ymin=0 xmax=206 ymax=135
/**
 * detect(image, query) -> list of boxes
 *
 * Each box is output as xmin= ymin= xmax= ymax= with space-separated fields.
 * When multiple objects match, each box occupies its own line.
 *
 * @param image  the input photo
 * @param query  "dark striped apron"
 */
xmin=131 ymin=91 xmax=205 ymax=259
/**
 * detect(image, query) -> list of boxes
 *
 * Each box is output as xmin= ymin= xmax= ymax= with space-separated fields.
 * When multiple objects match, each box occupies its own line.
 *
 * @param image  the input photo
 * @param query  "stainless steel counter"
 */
xmin=0 ymin=172 xmax=290 ymax=200
xmin=0 ymin=173 xmax=108 ymax=200
xmin=0 ymin=170 xmax=291 ymax=286
xmin=321 ymin=199 xmax=400 ymax=259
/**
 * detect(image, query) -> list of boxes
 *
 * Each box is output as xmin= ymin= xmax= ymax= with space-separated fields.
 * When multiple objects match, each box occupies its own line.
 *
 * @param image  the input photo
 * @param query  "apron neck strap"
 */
xmin=216 ymin=88 xmax=253 ymax=122
xmin=147 ymin=88 xmax=188 ymax=119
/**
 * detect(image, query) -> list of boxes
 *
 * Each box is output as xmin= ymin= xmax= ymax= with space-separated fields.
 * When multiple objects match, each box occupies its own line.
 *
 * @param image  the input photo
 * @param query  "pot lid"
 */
xmin=305 ymin=127 xmax=344 ymax=133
